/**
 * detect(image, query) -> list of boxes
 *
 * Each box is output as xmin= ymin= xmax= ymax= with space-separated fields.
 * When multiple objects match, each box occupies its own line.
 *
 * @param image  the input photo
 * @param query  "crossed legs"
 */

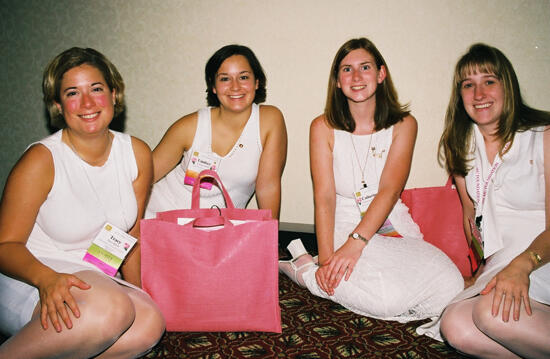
xmin=0 ymin=270 xmax=165 ymax=359
xmin=441 ymin=294 xmax=550 ymax=359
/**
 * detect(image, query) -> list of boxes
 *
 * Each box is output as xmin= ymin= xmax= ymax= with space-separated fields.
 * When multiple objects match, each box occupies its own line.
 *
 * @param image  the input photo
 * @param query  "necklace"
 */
xmin=65 ymin=130 xmax=130 ymax=231
xmin=66 ymin=130 xmax=113 ymax=166
xmin=350 ymin=132 xmax=374 ymax=188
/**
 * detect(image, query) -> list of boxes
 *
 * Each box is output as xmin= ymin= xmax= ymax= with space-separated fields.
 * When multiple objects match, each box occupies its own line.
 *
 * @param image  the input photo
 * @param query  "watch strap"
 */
xmin=350 ymin=232 xmax=369 ymax=244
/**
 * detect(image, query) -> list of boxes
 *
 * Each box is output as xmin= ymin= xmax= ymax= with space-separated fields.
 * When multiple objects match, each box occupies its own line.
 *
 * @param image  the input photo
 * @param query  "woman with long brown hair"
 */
xmin=279 ymin=37 xmax=462 ymax=322
xmin=430 ymin=43 xmax=550 ymax=358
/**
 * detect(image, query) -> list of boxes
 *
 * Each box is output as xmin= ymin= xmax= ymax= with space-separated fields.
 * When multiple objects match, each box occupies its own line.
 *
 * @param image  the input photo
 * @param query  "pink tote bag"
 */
xmin=141 ymin=170 xmax=281 ymax=332
xmin=400 ymin=177 xmax=472 ymax=277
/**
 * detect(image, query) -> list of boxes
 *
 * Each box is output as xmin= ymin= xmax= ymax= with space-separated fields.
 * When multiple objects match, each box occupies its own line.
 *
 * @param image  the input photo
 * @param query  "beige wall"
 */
xmin=2 ymin=0 xmax=549 ymax=224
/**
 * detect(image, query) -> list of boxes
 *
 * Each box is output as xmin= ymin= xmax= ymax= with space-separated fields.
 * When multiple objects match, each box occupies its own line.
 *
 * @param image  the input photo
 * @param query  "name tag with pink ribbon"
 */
xmin=83 ymin=223 xmax=137 ymax=276
xmin=184 ymin=151 xmax=220 ymax=190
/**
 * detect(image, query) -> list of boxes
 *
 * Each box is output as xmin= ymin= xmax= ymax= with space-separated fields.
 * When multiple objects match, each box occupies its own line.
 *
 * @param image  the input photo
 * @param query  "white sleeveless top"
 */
xmin=463 ymin=125 xmax=549 ymax=303
xmin=26 ymin=130 xmax=138 ymax=273
xmin=417 ymin=125 xmax=550 ymax=341
xmin=302 ymin=125 xmax=463 ymax=324
xmin=332 ymin=126 xmax=422 ymax=241
xmin=146 ymin=104 xmax=262 ymax=217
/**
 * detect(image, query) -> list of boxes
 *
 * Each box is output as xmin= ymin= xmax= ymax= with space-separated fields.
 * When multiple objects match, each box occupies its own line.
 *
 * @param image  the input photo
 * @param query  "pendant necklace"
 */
xmin=350 ymin=132 xmax=374 ymax=188
xmin=66 ymin=130 xmax=113 ymax=166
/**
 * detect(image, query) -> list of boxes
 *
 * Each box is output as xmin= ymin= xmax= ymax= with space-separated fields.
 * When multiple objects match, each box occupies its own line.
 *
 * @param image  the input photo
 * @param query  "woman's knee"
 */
xmin=135 ymin=304 xmax=165 ymax=351
xmin=124 ymin=292 xmax=166 ymax=354
xmin=440 ymin=303 xmax=476 ymax=351
xmin=471 ymin=293 xmax=506 ymax=336
xmin=73 ymin=274 xmax=137 ymax=342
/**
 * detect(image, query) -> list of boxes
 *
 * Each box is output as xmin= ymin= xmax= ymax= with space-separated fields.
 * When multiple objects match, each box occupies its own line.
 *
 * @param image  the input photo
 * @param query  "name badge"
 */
xmin=83 ymin=223 xmax=137 ymax=276
xmin=377 ymin=218 xmax=402 ymax=238
xmin=184 ymin=151 xmax=220 ymax=190
xmin=354 ymin=183 xmax=402 ymax=238
xmin=467 ymin=216 xmax=484 ymax=273
xmin=354 ymin=183 xmax=378 ymax=218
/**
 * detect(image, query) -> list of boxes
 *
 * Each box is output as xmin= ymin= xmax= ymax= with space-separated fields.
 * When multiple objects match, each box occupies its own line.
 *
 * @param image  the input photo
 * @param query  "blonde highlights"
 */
xmin=43 ymin=47 xmax=125 ymax=128
xmin=439 ymin=43 xmax=550 ymax=176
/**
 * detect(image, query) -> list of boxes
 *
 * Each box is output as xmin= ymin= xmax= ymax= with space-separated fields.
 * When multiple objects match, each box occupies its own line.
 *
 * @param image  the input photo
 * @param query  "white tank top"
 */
xmin=464 ymin=125 xmax=549 ymax=304
xmin=26 ymin=130 xmax=138 ymax=272
xmin=146 ymin=103 xmax=262 ymax=216
xmin=332 ymin=126 xmax=422 ymax=240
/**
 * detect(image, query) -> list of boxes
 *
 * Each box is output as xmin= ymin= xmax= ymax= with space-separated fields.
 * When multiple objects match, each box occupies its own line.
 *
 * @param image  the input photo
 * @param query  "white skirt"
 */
xmin=303 ymin=196 xmax=464 ymax=322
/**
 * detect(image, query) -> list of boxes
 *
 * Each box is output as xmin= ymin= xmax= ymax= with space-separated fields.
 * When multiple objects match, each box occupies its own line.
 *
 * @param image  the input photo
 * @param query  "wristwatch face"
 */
xmin=352 ymin=233 xmax=359 ymax=239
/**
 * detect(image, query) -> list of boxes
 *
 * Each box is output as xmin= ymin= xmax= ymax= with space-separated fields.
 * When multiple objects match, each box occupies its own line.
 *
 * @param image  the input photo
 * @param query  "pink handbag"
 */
xmin=400 ymin=177 xmax=472 ymax=277
xmin=141 ymin=170 xmax=281 ymax=332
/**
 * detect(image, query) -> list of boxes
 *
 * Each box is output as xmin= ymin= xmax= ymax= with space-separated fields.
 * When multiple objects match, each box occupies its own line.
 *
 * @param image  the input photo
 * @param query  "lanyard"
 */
xmin=474 ymin=142 xmax=509 ymax=218
xmin=350 ymin=133 xmax=374 ymax=188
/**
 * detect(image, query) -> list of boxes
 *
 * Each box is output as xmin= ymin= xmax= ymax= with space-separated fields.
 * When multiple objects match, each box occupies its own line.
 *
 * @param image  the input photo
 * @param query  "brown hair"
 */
xmin=439 ymin=43 xmax=550 ymax=176
xmin=324 ymin=37 xmax=409 ymax=132
xmin=204 ymin=44 xmax=266 ymax=107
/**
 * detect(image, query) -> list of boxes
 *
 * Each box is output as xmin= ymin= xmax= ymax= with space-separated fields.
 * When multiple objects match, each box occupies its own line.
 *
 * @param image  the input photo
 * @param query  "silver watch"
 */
xmin=350 ymin=232 xmax=368 ymax=244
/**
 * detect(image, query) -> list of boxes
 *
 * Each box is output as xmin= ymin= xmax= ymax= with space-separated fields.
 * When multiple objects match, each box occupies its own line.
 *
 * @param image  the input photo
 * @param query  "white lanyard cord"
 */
xmin=474 ymin=142 xmax=510 ymax=220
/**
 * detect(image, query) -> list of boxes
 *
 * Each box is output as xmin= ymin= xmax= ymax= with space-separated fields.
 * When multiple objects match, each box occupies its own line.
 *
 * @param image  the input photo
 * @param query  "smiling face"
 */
xmin=55 ymin=64 xmax=115 ymax=136
xmin=212 ymin=55 xmax=258 ymax=113
xmin=337 ymin=48 xmax=386 ymax=106
xmin=460 ymin=70 xmax=504 ymax=133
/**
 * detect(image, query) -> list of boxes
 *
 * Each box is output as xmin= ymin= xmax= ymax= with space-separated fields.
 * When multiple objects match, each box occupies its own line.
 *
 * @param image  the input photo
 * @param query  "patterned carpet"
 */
xmin=140 ymin=273 xmax=467 ymax=359
xmin=0 ymin=227 xmax=468 ymax=358
xmin=0 ymin=273 xmax=466 ymax=358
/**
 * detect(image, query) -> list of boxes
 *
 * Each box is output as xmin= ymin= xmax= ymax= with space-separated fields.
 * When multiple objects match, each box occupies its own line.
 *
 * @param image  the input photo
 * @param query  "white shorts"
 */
xmin=0 ymin=272 xmax=39 ymax=336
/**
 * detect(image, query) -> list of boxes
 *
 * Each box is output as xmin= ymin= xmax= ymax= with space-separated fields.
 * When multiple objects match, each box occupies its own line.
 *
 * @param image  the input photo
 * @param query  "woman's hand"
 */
xmin=315 ymin=238 xmax=365 ymax=295
xmin=480 ymin=253 xmax=533 ymax=322
xmin=37 ymin=272 xmax=91 ymax=332
xmin=315 ymin=254 xmax=334 ymax=295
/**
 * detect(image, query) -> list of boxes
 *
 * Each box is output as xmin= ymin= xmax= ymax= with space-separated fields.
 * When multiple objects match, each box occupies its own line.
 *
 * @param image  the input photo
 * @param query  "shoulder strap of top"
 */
xmin=30 ymin=129 xmax=63 ymax=153
xmin=191 ymin=107 xmax=212 ymax=150
xmin=243 ymin=103 xmax=261 ymax=146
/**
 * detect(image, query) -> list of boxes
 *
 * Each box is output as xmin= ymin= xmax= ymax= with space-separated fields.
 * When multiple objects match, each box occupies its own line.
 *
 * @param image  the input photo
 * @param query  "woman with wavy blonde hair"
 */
xmin=0 ymin=47 xmax=164 ymax=358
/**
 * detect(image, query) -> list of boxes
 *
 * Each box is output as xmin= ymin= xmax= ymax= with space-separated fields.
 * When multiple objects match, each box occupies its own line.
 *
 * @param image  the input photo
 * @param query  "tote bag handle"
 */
xmin=190 ymin=212 xmax=234 ymax=228
xmin=191 ymin=169 xmax=235 ymax=210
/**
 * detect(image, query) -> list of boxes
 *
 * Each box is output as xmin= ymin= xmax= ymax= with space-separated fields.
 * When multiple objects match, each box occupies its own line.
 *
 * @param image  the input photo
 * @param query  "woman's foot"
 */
xmin=279 ymin=254 xmax=315 ymax=287
xmin=278 ymin=238 xmax=315 ymax=287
